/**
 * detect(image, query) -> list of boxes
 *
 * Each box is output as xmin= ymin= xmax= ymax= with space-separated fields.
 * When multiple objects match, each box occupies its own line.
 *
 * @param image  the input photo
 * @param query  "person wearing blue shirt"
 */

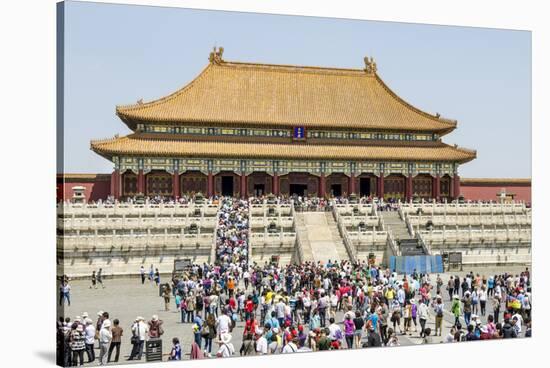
xmin=368 ymin=308 xmax=379 ymax=331
xmin=193 ymin=315 xmax=203 ymax=346
xmin=169 ymin=338 xmax=182 ymax=360
xmin=269 ymin=312 xmax=280 ymax=331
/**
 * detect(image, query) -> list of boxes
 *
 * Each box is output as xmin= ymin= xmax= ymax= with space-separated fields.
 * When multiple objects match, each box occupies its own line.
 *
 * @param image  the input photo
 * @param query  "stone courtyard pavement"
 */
xmin=58 ymin=265 xmax=529 ymax=364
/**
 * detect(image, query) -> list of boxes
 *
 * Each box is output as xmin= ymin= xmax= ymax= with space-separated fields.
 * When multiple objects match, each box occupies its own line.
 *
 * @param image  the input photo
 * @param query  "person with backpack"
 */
xmin=327 ymin=317 xmax=343 ymax=347
xmin=432 ymin=296 xmax=444 ymax=336
xmin=202 ymin=313 xmax=216 ymax=355
xmin=216 ymin=333 xmax=235 ymax=357
xmin=240 ymin=316 xmax=257 ymax=355
xmin=282 ymin=335 xmax=299 ymax=353
xmin=462 ymin=291 xmax=473 ymax=326
xmin=147 ymin=315 xmax=164 ymax=339
xmin=128 ymin=316 xmax=147 ymax=361
xmin=502 ymin=317 xmax=517 ymax=338
xmin=390 ymin=299 xmax=402 ymax=334
xmin=186 ymin=293 xmax=196 ymax=323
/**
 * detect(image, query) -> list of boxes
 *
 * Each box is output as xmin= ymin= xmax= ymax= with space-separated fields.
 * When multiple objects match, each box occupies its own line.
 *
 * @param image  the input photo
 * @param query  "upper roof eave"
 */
xmin=114 ymin=57 xmax=459 ymax=134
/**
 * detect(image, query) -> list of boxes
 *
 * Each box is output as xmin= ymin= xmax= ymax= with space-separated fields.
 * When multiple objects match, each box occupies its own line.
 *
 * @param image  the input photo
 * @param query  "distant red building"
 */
xmin=57 ymin=174 xmax=531 ymax=204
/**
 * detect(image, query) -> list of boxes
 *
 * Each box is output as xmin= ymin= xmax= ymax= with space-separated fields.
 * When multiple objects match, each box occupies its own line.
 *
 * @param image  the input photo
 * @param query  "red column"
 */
xmin=272 ymin=173 xmax=279 ymax=195
xmin=207 ymin=172 xmax=214 ymax=197
xmin=406 ymin=174 xmax=413 ymax=201
xmin=137 ymin=169 xmax=144 ymax=194
xmin=111 ymin=169 xmax=121 ymax=199
xmin=433 ymin=175 xmax=441 ymax=200
xmin=377 ymin=174 xmax=385 ymax=199
xmin=172 ymin=171 xmax=180 ymax=199
xmin=319 ymin=173 xmax=326 ymax=197
xmin=349 ymin=173 xmax=356 ymax=195
xmin=240 ymin=173 xmax=247 ymax=198
xmin=453 ymin=174 xmax=461 ymax=198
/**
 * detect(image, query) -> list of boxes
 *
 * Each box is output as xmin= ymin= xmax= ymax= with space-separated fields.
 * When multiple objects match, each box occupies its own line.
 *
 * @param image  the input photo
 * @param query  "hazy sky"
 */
xmin=62 ymin=1 xmax=531 ymax=178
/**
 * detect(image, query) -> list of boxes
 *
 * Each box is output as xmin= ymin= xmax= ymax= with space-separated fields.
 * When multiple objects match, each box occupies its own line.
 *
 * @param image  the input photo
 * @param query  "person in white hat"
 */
xmin=98 ymin=320 xmax=112 ymax=365
xmin=69 ymin=323 xmax=86 ymax=366
xmin=83 ymin=318 xmax=96 ymax=363
xmin=128 ymin=317 xmax=148 ymax=361
xmin=255 ymin=325 xmax=269 ymax=355
xmin=148 ymin=315 xmax=163 ymax=339
xmin=216 ymin=333 xmax=234 ymax=358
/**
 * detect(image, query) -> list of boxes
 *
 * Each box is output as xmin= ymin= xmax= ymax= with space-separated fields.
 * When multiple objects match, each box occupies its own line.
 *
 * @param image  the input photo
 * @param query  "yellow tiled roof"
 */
xmin=58 ymin=173 xmax=111 ymax=181
xmin=116 ymin=59 xmax=457 ymax=133
xmin=91 ymin=135 xmax=476 ymax=163
xmin=461 ymin=178 xmax=531 ymax=185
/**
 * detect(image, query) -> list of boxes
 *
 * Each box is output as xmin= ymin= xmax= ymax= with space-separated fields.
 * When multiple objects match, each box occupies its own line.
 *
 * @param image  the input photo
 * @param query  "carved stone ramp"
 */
xmin=295 ymin=212 xmax=340 ymax=264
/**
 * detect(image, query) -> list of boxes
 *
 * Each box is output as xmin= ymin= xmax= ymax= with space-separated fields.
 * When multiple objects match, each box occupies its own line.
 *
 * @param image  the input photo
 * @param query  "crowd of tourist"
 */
xmin=56 ymin=196 xmax=532 ymax=365
xmin=215 ymin=197 xmax=250 ymax=268
xmin=57 ymin=257 xmax=532 ymax=365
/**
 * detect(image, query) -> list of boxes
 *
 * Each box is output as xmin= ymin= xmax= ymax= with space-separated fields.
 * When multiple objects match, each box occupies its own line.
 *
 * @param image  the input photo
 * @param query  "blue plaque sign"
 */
xmin=293 ymin=126 xmax=306 ymax=140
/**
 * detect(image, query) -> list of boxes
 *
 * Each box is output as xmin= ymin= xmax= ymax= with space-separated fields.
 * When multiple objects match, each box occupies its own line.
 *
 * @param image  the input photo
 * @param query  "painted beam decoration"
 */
xmin=116 ymin=156 xmax=458 ymax=177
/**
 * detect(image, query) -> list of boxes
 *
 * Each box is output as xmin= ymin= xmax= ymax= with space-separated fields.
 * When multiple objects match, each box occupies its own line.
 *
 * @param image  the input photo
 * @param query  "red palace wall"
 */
xmin=57 ymin=174 xmax=532 ymax=204
xmin=57 ymin=174 xmax=111 ymax=202
xmin=460 ymin=181 xmax=531 ymax=203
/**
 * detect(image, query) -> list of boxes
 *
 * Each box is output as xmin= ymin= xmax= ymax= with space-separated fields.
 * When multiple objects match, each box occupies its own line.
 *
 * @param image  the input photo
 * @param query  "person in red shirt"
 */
xmin=228 ymin=296 xmax=237 ymax=315
xmin=403 ymin=278 xmax=410 ymax=295
xmin=240 ymin=316 xmax=257 ymax=356
xmin=244 ymin=295 xmax=254 ymax=321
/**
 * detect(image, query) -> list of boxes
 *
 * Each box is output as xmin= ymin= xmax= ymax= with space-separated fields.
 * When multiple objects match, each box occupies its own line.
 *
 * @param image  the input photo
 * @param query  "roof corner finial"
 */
xmin=364 ymin=56 xmax=377 ymax=75
xmin=137 ymin=98 xmax=143 ymax=105
xmin=435 ymin=112 xmax=441 ymax=118
xmin=209 ymin=46 xmax=225 ymax=65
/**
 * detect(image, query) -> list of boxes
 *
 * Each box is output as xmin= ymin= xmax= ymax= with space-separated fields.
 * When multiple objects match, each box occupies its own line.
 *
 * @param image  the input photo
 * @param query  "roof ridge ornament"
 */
xmin=364 ymin=56 xmax=377 ymax=74
xmin=209 ymin=46 xmax=225 ymax=65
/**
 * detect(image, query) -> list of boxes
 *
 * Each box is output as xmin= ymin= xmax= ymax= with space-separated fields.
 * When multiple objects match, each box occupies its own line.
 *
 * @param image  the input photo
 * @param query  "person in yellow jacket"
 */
xmin=265 ymin=290 xmax=274 ymax=305
xmin=385 ymin=287 xmax=396 ymax=306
